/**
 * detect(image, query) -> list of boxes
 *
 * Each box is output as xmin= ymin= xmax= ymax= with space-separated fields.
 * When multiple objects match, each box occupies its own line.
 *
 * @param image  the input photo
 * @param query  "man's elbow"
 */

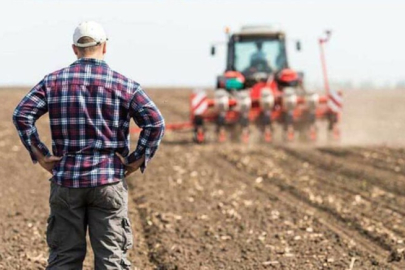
xmin=12 ymin=109 xmax=20 ymax=127
xmin=159 ymin=118 xmax=166 ymax=134
xmin=12 ymin=108 xmax=29 ymax=130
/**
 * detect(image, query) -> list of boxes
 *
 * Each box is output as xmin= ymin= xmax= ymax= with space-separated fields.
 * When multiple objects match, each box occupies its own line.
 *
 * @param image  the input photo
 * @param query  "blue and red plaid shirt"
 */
xmin=13 ymin=58 xmax=165 ymax=188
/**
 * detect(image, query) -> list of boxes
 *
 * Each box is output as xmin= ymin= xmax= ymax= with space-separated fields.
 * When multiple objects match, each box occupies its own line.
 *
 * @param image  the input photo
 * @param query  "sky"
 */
xmin=1 ymin=0 xmax=405 ymax=88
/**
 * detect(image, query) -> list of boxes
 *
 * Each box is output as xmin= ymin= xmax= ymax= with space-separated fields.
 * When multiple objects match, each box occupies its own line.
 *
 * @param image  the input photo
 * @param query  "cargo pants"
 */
xmin=46 ymin=180 xmax=133 ymax=270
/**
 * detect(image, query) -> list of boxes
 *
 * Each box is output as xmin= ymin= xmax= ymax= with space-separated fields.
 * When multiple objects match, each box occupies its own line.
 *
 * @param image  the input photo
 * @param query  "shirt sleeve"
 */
xmin=125 ymin=85 xmax=165 ymax=172
xmin=12 ymin=79 xmax=51 ymax=163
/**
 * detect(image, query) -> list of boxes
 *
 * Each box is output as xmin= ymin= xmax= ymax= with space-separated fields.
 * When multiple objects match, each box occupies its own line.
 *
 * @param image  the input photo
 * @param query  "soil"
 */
xmin=1 ymin=87 xmax=405 ymax=269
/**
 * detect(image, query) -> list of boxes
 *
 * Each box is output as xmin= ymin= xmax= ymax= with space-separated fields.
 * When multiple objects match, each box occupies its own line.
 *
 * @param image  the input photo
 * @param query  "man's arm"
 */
xmin=122 ymin=85 xmax=165 ymax=174
xmin=12 ymin=79 xmax=52 ymax=163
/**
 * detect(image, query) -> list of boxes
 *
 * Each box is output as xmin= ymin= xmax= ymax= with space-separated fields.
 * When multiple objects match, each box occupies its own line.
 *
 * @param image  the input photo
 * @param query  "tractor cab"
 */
xmin=213 ymin=26 xmax=299 ymax=89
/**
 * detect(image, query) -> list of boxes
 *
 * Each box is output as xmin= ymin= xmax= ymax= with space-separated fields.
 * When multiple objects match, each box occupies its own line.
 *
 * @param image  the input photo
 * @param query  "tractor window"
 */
xmin=234 ymin=39 xmax=286 ymax=74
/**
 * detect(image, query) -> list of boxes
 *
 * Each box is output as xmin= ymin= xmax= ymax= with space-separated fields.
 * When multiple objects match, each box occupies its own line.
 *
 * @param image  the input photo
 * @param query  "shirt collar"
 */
xmin=71 ymin=58 xmax=108 ymax=67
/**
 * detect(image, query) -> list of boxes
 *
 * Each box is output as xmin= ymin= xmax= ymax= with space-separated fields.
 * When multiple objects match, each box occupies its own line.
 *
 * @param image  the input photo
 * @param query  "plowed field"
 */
xmin=1 ymin=88 xmax=405 ymax=269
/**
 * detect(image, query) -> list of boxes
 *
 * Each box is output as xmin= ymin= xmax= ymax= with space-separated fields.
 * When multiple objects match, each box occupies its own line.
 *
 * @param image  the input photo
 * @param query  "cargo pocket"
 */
xmin=121 ymin=218 xmax=133 ymax=251
xmin=49 ymin=182 xmax=69 ymax=209
xmin=93 ymin=184 xmax=123 ymax=210
xmin=46 ymin=215 xmax=58 ymax=249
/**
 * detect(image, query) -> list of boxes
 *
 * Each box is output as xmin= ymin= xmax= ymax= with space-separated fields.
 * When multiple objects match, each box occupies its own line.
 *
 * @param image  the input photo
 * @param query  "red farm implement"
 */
xmin=132 ymin=26 xmax=342 ymax=143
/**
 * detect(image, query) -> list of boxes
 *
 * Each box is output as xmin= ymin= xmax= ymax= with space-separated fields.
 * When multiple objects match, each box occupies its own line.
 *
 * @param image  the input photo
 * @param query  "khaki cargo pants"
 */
xmin=46 ymin=180 xmax=133 ymax=269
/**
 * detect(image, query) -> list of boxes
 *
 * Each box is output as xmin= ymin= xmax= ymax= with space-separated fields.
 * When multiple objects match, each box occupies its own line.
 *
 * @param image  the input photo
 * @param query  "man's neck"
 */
xmin=77 ymin=54 xmax=104 ymax=60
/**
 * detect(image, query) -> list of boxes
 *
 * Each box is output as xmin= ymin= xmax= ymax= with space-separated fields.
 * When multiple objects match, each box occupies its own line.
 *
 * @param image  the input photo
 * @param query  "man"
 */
xmin=250 ymin=42 xmax=266 ymax=63
xmin=12 ymin=21 xmax=165 ymax=269
xmin=249 ymin=41 xmax=271 ymax=72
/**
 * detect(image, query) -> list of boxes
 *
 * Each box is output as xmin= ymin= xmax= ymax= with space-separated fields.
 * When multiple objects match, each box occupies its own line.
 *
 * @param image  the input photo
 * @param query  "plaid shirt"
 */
xmin=13 ymin=58 xmax=165 ymax=188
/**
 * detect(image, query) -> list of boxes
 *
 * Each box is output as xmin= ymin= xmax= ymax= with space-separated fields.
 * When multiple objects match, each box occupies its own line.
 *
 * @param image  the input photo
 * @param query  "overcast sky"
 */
xmin=1 ymin=0 xmax=404 ymax=87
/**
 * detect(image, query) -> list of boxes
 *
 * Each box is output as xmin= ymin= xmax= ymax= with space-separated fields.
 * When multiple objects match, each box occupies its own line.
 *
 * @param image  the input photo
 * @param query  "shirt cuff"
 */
xmin=29 ymin=142 xmax=51 ymax=163
xmin=124 ymin=148 xmax=151 ymax=173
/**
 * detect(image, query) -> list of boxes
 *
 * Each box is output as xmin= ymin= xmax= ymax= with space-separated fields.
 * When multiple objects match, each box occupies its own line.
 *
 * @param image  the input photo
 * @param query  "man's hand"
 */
xmin=32 ymin=146 xmax=62 ymax=174
xmin=116 ymin=153 xmax=145 ymax=177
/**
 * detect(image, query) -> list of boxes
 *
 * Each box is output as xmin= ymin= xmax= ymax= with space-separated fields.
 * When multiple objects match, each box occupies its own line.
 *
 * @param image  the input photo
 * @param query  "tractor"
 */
xmin=130 ymin=26 xmax=342 ymax=144
xmin=191 ymin=25 xmax=342 ymax=143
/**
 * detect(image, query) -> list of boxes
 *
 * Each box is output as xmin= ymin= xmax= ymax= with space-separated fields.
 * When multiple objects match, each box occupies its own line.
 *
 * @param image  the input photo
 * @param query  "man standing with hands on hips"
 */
xmin=12 ymin=21 xmax=165 ymax=269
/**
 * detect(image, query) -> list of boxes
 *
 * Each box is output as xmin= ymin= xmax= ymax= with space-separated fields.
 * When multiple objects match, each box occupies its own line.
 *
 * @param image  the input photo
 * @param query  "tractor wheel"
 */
xmin=284 ymin=126 xmax=295 ymax=142
xmin=327 ymin=113 xmax=340 ymax=142
xmin=326 ymin=124 xmax=341 ymax=142
xmin=194 ymin=127 xmax=205 ymax=143
xmin=308 ymin=125 xmax=317 ymax=142
xmin=218 ymin=128 xmax=227 ymax=143
xmin=241 ymin=128 xmax=250 ymax=144
xmin=264 ymin=126 xmax=272 ymax=143
xmin=193 ymin=115 xmax=205 ymax=143
xmin=332 ymin=124 xmax=341 ymax=141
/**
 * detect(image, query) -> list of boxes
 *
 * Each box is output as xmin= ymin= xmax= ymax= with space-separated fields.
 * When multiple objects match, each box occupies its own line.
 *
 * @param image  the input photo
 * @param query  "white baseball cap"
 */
xmin=73 ymin=21 xmax=108 ymax=48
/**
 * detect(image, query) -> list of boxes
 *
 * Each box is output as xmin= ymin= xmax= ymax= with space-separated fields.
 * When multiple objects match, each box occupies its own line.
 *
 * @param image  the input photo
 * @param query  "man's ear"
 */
xmin=72 ymin=44 xmax=78 ymax=56
xmin=102 ymin=43 xmax=107 ymax=55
